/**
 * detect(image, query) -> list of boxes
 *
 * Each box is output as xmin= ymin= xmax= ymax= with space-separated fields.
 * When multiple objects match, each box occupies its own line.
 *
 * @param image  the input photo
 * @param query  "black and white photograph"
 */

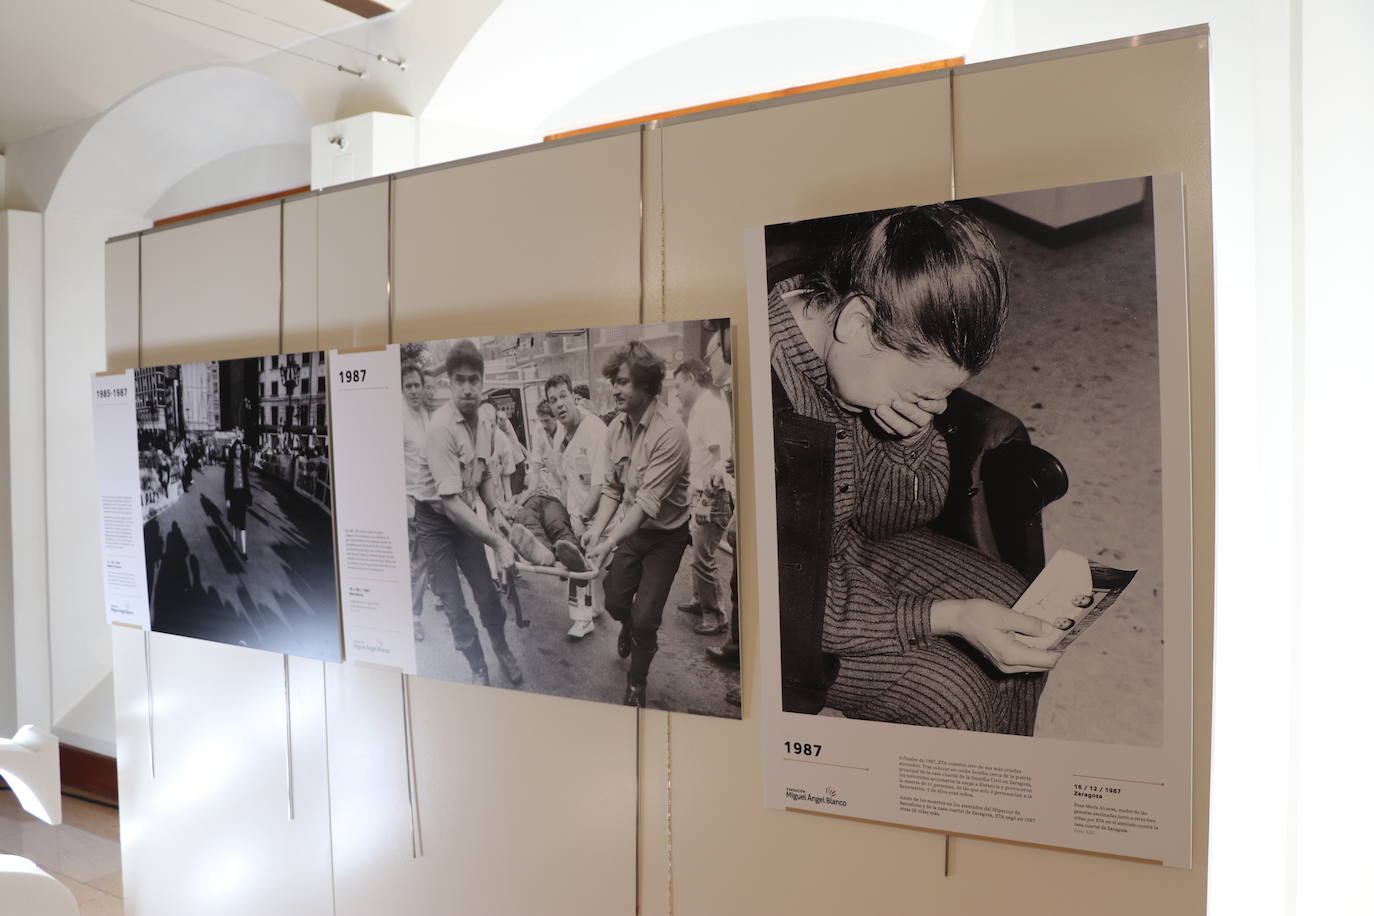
xmin=136 ymin=352 xmax=342 ymax=661
xmin=399 ymin=322 xmax=741 ymax=717
xmin=766 ymin=177 xmax=1168 ymax=746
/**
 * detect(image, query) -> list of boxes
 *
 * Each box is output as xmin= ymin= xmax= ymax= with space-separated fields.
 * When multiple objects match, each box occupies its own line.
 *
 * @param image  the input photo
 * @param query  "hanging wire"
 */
xmin=207 ymin=0 xmax=407 ymax=69
xmin=123 ymin=0 xmax=366 ymax=77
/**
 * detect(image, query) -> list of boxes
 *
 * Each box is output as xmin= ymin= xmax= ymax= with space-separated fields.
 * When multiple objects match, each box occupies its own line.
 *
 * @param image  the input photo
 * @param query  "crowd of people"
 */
xmin=401 ymin=336 xmax=737 ymax=708
xmin=138 ymin=434 xmax=216 ymax=520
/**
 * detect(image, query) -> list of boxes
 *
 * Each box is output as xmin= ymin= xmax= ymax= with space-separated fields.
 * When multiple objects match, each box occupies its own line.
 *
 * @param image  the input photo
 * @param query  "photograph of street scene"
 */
xmin=400 ymin=320 xmax=740 ymax=717
xmin=137 ymin=352 xmax=341 ymax=661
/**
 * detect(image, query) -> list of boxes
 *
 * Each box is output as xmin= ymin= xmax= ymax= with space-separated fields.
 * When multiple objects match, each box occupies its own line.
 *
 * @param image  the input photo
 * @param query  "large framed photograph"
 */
xmin=332 ymin=320 xmax=742 ymax=718
xmin=751 ymin=176 xmax=1193 ymax=864
xmin=134 ymin=352 xmax=342 ymax=661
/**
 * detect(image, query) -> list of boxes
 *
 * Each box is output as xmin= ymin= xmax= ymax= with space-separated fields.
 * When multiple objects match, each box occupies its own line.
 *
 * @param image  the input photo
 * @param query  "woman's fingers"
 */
xmin=872 ymin=400 xmax=935 ymax=439
xmin=940 ymin=599 xmax=1063 ymax=674
xmin=872 ymin=403 xmax=919 ymax=438
xmin=888 ymin=398 xmax=935 ymax=430
xmin=985 ymin=633 xmax=1062 ymax=674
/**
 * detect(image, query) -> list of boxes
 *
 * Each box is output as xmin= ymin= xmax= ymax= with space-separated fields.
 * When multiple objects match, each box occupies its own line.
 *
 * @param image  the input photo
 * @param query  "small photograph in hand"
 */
xmin=137 ymin=352 xmax=341 ymax=661
xmin=765 ymin=177 xmax=1167 ymax=746
xmin=399 ymin=323 xmax=741 ymax=718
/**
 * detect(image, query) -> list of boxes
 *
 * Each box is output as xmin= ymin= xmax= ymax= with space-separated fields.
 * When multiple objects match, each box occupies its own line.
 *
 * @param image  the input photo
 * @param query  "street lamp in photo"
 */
xmin=282 ymin=354 xmax=300 ymax=446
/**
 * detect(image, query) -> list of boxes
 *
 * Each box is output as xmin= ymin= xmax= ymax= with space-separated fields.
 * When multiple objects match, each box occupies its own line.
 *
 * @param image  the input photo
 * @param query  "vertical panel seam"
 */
xmin=322 ymin=663 xmax=338 ymax=916
xmin=388 ymin=177 xmax=396 ymax=343
xmin=279 ymin=202 xmax=286 ymax=354
xmin=1285 ymin=4 xmax=1304 ymax=914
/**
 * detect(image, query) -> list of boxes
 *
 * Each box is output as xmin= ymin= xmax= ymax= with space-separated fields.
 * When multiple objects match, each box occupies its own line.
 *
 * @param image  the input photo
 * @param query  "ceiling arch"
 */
xmin=48 ymin=65 xmax=309 ymax=219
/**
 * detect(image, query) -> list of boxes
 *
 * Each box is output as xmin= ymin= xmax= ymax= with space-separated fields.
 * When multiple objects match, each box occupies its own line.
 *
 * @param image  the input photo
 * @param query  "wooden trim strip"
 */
xmin=321 ymin=0 xmax=393 ymax=18
xmin=784 ymin=808 xmax=1164 ymax=866
xmin=153 ymin=186 xmax=311 ymax=228
xmin=59 ymin=744 xmax=119 ymax=807
xmin=544 ymin=57 xmax=963 ymax=142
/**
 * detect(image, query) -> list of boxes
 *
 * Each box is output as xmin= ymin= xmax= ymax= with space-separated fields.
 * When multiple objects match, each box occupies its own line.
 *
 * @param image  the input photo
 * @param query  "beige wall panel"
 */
xmin=391 ymin=131 xmax=642 ymax=340
xmin=121 ymin=206 xmax=335 ymax=916
xmin=385 ymin=135 xmax=641 ymax=915
xmin=281 ymin=196 xmax=318 ymax=353
xmin=104 ymin=237 xmax=139 ymax=369
xmin=951 ymin=34 xmax=1212 ymax=915
xmin=660 ymin=80 xmax=954 ymax=325
xmin=290 ymin=182 xmax=391 ymax=352
xmin=655 ymin=78 xmax=956 ymax=916
xmin=118 ymin=636 xmax=334 ymax=916
xmin=327 ymin=671 xmax=639 ymax=916
xmin=140 ymin=205 xmax=281 ymax=364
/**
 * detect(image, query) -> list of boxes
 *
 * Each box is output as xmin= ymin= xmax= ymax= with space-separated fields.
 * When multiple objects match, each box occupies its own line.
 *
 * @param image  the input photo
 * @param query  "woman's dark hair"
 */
xmin=444 ymin=340 xmax=484 ymax=379
xmin=602 ymin=340 xmax=665 ymax=399
xmin=803 ymin=203 xmax=1009 ymax=374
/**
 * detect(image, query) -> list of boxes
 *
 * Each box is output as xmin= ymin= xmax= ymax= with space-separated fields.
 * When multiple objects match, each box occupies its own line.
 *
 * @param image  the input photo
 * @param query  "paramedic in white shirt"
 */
xmin=672 ymin=358 xmax=733 ymax=636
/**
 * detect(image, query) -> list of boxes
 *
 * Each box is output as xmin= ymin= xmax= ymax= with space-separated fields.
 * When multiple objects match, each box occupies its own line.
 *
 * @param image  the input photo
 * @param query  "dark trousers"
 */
xmin=515 ymin=492 xmax=576 ymax=550
xmin=414 ymin=500 xmax=507 ymax=654
xmin=604 ymin=524 xmax=691 ymax=685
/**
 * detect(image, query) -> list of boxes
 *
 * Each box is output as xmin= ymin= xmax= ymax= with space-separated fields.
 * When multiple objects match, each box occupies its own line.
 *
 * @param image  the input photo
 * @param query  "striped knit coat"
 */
xmin=770 ymin=278 xmax=1045 ymax=735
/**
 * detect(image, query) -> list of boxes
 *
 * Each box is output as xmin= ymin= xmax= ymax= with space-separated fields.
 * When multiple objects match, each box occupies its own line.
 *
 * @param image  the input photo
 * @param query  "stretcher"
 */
xmin=512 ymin=561 xmax=603 ymax=582
xmin=503 ymin=560 xmax=606 ymax=629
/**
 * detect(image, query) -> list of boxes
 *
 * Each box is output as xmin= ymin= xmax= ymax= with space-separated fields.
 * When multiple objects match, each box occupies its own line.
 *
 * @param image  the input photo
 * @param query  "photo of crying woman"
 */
xmin=768 ymin=178 xmax=1166 ymax=745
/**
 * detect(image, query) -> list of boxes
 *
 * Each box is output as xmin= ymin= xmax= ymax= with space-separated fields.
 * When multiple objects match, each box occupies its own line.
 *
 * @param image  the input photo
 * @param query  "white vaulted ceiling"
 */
xmin=0 ymin=0 xmax=407 ymax=151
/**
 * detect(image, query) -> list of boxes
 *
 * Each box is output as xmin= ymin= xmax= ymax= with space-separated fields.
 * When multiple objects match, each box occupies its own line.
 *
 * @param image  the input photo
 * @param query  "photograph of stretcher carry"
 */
xmin=400 ymin=321 xmax=741 ymax=717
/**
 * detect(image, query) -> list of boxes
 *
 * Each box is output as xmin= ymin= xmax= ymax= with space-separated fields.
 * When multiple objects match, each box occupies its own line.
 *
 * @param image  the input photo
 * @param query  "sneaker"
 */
xmin=623 ymin=682 xmax=647 ymax=707
xmin=693 ymin=610 xmax=727 ymax=636
xmin=705 ymin=644 xmax=740 ymax=668
xmin=470 ymin=665 xmax=490 ymax=687
xmin=508 ymin=524 xmax=554 ymax=566
xmin=567 ymin=619 xmax=595 ymax=639
xmin=491 ymin=642 xmax=525 ymax=686
xmin=554 ymin=538 xmax=588 ymax=572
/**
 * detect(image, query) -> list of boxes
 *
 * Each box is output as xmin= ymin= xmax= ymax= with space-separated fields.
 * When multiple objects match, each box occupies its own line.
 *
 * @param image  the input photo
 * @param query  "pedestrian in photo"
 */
xmin=224 ymin=432 xmax=252 ymax=560
xmin=546 ymin=373 xmax=606 ymax=638
xmin=412 ymin=342 xmax=523 ymax=687
xmin=526 ymin=399 xmax=563 ymax=496
xmin=584 ymin=341 xmax=692 ymax=707
xmin=672 ymin=358 xmax=734 ymax=636
xmin=401 ymin=359 xmax=433 ymax=642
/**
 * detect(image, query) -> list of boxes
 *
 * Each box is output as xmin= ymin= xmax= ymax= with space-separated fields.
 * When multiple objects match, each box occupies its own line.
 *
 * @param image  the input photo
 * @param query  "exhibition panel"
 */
xmin=281 ymin=195 xmax=319 ymax=354
xmin=305 ymin=180 xmax=391 ymax=351
xmin=330 ymin=322 xmax=743 ymax=718
xmin=139 ymin=205 xmax=282 ymax=365
xmin=653 ymin=73 xmax=959 ymax=916
xmin=96 ymin=28 xmax=1213 ymax=916
xmin=103 ymin=237 xmax=139 ymax=371
xmin=116 ymin=201 xmax=336 ymax=916
xmin=379 ymin=129 xmax=644 ymax=916
xmin=391 ymin=131 xmax=643 ymax=341
xmin=946 ymin=32 xmax=1211 ymax=913
xmin=749 ymin=177 xmax=1190 ymax=861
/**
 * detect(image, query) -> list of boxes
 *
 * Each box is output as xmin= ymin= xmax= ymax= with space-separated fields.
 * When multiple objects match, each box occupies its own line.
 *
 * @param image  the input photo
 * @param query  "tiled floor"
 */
xmin=0 ymin=788 xmax=123 ymax=915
